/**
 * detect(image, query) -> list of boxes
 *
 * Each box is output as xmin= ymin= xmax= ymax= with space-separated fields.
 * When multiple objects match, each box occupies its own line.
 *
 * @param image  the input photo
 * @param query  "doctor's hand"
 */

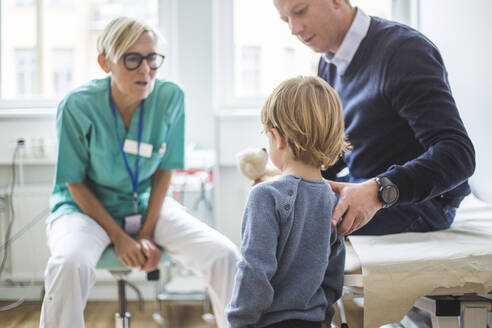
xmin=327 ymin=179 xmax=382 ymax=236
xmin=138 ymin=237 xmax=162 ymax=272
xmin=114 ymin=233 xmax=146 ymax=269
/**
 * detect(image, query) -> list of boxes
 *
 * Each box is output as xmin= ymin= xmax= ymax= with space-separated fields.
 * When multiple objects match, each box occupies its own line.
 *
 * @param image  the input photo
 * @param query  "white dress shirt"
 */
xmin=324 ymin=8 xmax=371 ymax=75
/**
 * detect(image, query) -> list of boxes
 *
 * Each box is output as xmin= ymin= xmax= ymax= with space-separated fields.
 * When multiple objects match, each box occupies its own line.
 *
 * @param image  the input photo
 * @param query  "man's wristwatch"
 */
xmin=374 ymin=176 xmax=399 ymax=208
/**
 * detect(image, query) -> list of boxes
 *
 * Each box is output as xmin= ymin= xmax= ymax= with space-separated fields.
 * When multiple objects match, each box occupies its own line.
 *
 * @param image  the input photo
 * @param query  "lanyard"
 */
xmin=108 ymin=79 xmax=144 ymax=213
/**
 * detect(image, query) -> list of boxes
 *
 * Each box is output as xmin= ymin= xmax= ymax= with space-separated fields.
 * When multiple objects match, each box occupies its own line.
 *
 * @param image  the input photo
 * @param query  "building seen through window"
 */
xmin=232 ymin=0 xmax=392 ymax=101
xmin=15 ymin=0 xmax=35 ymax=7
xmin=15 ymin=49 xmax=37 ymax=97
xmin=50 ymin=0 xmax=75 ymax=8
xmin=2 ymin=0 xmax=394 ymax=102
xmin=239 ymin=46 xmax=261 ymax=97
xmin=52 ymin=49 xmax=74 ymax=96
xmin=1 ymin=0 xmax=158 ymax=101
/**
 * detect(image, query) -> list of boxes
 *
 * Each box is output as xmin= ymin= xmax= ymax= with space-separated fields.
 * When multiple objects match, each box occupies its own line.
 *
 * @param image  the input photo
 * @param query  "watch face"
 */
xmin=382 ymin=185 xmax=398 ymax=203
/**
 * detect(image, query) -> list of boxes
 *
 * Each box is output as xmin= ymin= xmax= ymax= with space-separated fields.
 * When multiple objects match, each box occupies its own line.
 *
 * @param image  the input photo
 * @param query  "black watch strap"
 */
xmin=375 ymin=176 xmax=399 ymax=208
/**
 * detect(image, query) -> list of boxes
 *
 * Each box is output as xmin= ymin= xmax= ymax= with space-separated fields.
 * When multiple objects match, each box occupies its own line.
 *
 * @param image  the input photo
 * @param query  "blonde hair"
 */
xmin=97 ymin=17 xmax=164 ymax=64
xmin=261 ymin=76 xmax=350 ymax=169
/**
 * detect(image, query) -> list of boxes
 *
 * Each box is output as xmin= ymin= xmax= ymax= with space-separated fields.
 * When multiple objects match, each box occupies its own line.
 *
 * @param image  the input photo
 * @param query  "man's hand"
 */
xmin=327 ymin=179 xmax=382 ymax=235
xmin=138 ymin=237 xmax=163 ymax=272
xmin=114 ymin=233 xmax=146 ymax=269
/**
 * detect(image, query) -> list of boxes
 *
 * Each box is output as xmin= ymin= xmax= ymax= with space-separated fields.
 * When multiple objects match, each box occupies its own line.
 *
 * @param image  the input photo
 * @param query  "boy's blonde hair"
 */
xmin=97 ymin=17 xmax=164 ymax=64
xmin=261 ymin=76 xmax=350 ymax=169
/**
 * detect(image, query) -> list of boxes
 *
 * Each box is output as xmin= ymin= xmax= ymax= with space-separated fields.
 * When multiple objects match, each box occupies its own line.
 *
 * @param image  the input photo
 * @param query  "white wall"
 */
xmin=419 ymin=0 xmax=492 ymax=201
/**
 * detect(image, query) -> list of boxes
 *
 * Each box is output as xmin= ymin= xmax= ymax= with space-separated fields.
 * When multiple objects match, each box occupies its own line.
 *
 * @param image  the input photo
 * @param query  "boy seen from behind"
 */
xmin=226 ymin=76 xmax=350 ymax=328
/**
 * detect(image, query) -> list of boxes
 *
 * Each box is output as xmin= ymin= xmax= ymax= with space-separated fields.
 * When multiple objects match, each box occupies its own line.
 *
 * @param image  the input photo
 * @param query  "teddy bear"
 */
xmin=236 ymin=147 xmax=281 ymax=185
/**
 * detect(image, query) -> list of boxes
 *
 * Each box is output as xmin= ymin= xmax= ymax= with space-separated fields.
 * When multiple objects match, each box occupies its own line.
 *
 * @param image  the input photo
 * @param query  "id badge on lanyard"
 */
xmin=124 ymin=193 xmax=142 ymax=236
xmin=109 ymin=79 xmax=144 ymax=236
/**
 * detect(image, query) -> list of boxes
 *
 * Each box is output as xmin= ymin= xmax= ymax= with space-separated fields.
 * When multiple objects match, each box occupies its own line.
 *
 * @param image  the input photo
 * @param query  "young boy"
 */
xmin=226 ymin=76 xmax=350 ymax=328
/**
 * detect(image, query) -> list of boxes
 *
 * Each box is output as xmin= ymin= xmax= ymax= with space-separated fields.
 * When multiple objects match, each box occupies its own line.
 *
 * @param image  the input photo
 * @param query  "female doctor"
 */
xmin=40 ymin=17 xmax=240 ymax=328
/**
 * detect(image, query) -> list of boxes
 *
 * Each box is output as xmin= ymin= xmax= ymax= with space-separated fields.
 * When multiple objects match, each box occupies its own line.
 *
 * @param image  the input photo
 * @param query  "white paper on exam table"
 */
xmin=348 ymin=205 xmax=492 ymax=328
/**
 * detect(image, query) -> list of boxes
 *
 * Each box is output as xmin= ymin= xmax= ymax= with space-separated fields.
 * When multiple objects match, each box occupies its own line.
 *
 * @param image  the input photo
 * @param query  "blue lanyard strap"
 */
xmin=108 ymin=79 xmax=144 ymax=212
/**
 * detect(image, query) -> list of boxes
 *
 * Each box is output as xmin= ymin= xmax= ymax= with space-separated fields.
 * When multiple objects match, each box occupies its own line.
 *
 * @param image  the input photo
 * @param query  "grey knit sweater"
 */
xmin=226 ymin=174 xmax=345 ymax=328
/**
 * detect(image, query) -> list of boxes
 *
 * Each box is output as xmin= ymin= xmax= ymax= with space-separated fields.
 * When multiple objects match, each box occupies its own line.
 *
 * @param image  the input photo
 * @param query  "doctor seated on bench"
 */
xmin=40 ymin=17 xmax=240 ymax=328
xmin=272 ymin=0 xmax=476 ymax=326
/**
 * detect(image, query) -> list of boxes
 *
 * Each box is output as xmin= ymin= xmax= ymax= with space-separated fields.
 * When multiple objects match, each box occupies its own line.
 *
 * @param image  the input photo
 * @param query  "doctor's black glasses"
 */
xmin=121 ymin=52 xmax=165 ymax=71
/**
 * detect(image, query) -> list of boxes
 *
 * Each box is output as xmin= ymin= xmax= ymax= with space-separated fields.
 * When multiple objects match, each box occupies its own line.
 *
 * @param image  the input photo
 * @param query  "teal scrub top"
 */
xmin=47 ymin=76 xmax=185 ymax=226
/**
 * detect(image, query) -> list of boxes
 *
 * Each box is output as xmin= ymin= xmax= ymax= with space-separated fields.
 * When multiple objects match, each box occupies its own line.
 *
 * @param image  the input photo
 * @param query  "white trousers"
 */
xmin=40 ymin=198 xmax=240 ymax=328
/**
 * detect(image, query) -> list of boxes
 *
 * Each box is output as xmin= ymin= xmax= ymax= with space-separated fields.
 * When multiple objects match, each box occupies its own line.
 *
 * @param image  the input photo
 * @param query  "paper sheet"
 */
xmin=349 ymin=210 xmax=492 ymax=327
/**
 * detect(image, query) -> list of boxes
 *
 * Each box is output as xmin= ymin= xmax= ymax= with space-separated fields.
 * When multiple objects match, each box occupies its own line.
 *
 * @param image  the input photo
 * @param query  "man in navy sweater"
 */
xmin=274 ymin=0 xmax=475 ymax=236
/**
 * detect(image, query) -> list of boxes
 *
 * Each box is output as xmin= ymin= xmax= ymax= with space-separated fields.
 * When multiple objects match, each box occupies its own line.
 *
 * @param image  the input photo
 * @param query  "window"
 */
xmin=1 ymin=0 xmax=161 ymax=103
xmin=237 ymin=46 xmax=261 ymax=97
xmin=218 ymin=0 xmax=404 ymax=110
xmin=352 ymin=0 xmax=392 ymax=19
xmin=15 ymin=49 xmax=37 ymax=97
xmin=50 ymin=0 xmax=74 ymax=8
xmin=15 ymin=0 xmax=35 ymax=7
xmin=52 ymin=49 xmax=73 ymax=96
xmin=231 ymin=0 xmax=317 ymax=104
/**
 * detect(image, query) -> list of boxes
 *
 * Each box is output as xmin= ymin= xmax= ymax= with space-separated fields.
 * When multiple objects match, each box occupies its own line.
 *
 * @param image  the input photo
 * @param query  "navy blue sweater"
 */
xmin=319 ymin=17 xmax=475 ymax=207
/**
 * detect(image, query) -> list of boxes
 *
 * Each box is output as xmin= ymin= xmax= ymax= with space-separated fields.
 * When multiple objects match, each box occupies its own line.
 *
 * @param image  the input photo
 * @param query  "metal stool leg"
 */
xmin=115 ymin=278 xmax=131 ymax=328
xmin=109 ymin=271 xmax=132 ymax=328
xmin=201 ymin=289 xmax=216 ymax=327
xmin=336 ymin=298 xmax=349 ymax=328
xmin=126 ymin=281 xmax=143 ymax=312
xmin=148 ymin=268 xmax=169 ymax=328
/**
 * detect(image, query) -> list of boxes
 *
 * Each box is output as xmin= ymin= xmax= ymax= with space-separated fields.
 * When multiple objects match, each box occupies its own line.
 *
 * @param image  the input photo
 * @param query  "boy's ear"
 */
xmin=97 ymin=54 xmax=111 ymax=73
xmin=271 ymin=128 xmax=286 ymax=150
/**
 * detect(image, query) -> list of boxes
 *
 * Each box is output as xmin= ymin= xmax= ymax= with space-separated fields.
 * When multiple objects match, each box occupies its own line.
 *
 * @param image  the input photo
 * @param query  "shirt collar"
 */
xmin=324 ymin=7 xmax=370 ymax=75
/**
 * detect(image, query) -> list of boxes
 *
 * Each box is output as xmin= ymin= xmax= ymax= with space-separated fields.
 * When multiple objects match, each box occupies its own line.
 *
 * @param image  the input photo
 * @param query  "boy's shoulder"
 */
xmin=253 ymin=174 xmax=333 ymax=192
xmin=246 ymin=176 xmax=301 ymax=219
xmin=251 ymin=174 xmax=333 ymax=203
xmin=248 ymin=175 xmax=296 ymax=202
xmin=251 ymin=174 xmax=300 ymax=195
xmin=250 ymin=175 xmax=336 ymax=201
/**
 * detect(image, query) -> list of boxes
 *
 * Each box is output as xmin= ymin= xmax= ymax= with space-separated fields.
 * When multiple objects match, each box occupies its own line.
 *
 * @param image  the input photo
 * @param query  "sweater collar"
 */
xmin=324 ymin=7 xmax=370 ymax=75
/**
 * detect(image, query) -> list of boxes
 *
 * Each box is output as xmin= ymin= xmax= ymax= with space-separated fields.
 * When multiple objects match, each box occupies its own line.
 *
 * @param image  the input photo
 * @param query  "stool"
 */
xmin=96 ymin=245 xmax=171 ymax=328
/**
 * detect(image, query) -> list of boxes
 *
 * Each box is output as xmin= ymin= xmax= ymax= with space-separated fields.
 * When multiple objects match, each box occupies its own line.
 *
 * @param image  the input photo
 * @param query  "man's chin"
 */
xmin=306 ymin=42 xmax=328 ymax=54
xmin=310 ymin=46 xmax=328 ymax=54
